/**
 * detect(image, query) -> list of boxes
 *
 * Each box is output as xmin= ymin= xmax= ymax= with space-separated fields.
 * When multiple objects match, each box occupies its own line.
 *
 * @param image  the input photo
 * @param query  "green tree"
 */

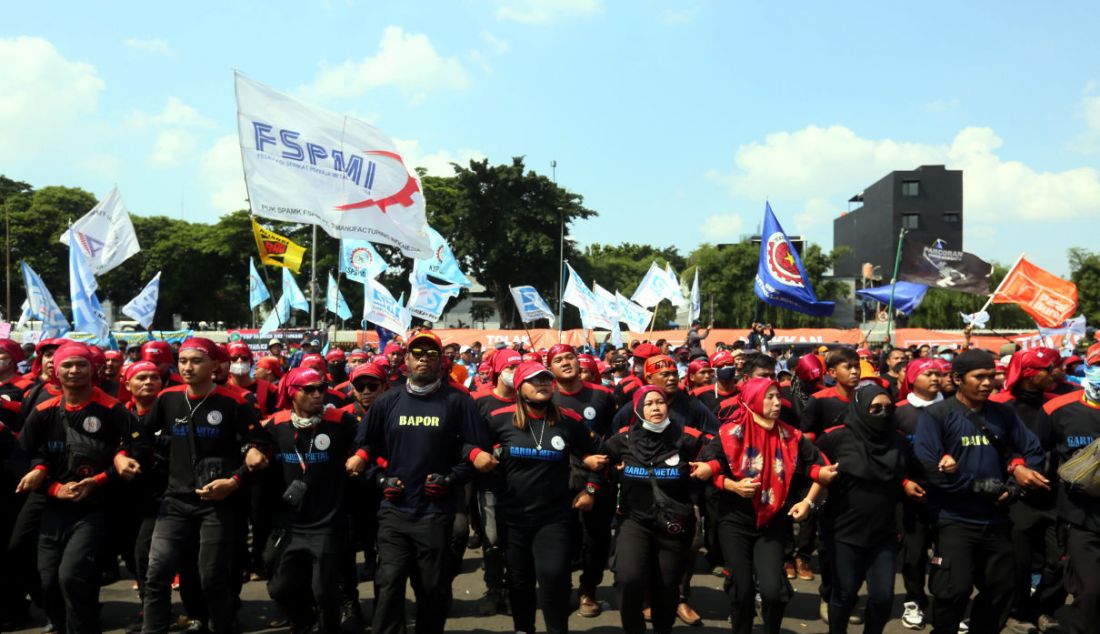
xmin=1069 ymin=247 xmax=1099 ymax=320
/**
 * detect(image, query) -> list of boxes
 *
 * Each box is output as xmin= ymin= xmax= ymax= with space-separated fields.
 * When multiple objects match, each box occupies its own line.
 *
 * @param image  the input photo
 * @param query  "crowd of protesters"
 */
xmin=1 ymin=320 xmax=1098 ymax=634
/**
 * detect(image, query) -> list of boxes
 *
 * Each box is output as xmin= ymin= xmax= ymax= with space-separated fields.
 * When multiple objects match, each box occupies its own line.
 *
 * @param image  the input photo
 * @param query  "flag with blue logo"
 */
xmin=689 ymin=268 xmax=701 ymax=323
xmin=364 ymin=279 xmax=411 ymax=334
xmin=413 ymin=226 xmax=471 ymax=287
xmin=754 ymin=202 xmax=835 ymax=317
xmin=663 ymin=263 xmax=686 ymax=307
xmin=563 ymin=264 xmax=613 ymax=330
xmin=67 ymin=228 xmax=109 ymax=345
xmin=282 ymin=268 xmax=310 ymax=312
xmin=122 ymin=271 xmax=161 ymax=329
xmin=339 ymin=239 xmax=389 ymax=283
xmin=15 ymin=298 xmax=33 ymax=331
xmin=58 ymin=186 xmax=141 ymax=276
xmin=21 ymin=262 xmax=69 ymax=337
xmin=509 ymin=285 xmax=556 ymax=325
xmin=407 ymin=271 xmax=462 ymax=321
xmin=249 ymin=257 xmax=270 ymax=309
xmin=325 ymin=272 xmax=353 ymax=320
xmin=616 ymin=291 xmax=653 ymax=332
xmin=631 ymin=261 xmax=673 ymax=309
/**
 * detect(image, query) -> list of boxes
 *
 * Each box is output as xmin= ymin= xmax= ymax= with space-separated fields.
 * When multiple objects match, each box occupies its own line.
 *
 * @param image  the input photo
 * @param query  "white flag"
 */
xmin=593 ymin=283 xmax=620 ymax=320
xmin=67 ymin=228 xmax=109 ymax=345
xmin=325 ymin=272 xmax=352 ymax=321
xmin=21 ymin=262 xmax=69 ymax=337
xmin=364 ymin=279 xmax=411 ymax=334
xmin=509 ymin=286 xmax=555 ymax=325
xmin=407 ymin=271 xmax=462 ymax=322
xmin=122 ymin=271 xmax=161 ymax=329
xmin=689 ymin=268 xmax=701 ymax=323
xmin=58 ymin=186 xmax=141 ymax=276
xmin=616 ymin=291 xmax=653 ymax=333
xmin=562 ymin=264 xmax=613 ymax=330
xmin=663 ymin=263 xmax=686 ymax=307
xmin=631 ymin=261 xmax=672 ymax=308
xmin=282 ymin=268 xmax=310 ymax=313
xmin=235 ymin=72 xmax=431 ymax=257
xmin=15 ymin=299 xmax=32 ymax=330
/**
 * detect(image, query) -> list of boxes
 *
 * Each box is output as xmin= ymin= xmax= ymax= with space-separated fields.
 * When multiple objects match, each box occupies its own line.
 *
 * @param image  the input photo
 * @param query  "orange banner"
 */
xmin=992 ymin=256 xmax=1077 ymax=328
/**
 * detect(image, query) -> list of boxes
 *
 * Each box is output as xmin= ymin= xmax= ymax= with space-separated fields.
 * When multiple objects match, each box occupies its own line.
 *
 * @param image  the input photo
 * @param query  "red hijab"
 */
xmin=719 ymin=377 xmax=803 ymax=528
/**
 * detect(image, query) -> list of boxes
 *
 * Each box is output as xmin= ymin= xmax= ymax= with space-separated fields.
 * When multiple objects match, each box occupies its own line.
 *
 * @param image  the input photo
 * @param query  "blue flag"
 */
xmin=249 ymin=258 xmax=270 ymax=308
xmin=413 ymin=227 xmax=471 ymax=287
xmin=856 ymin=281 xmax=927 ymax=316
xmin=339 ymin=239 xmax=388 ymax=283
xmin=325 ymin=272 xmax=353 ymax=320
xmin=509 ymin=285 xmax=555 ymax=325
xmin=122 ymin=271 xmax=161 ymax=329
xmin=67 ymin=228 xmax=110 ymax=344
xmin=282 ymin=268 xmax=310 ymax=312
xmin=754 ymin=203 xmax=835 ymax=317
xmin=21 ymin=261 xmax=70 ymax=337
xmin=407 ymin=271 xmax=462 ymax=321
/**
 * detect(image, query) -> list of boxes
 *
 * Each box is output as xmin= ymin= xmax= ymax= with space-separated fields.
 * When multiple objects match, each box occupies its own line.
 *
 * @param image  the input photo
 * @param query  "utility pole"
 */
xmin=553 ymin=160 xmax=564 ymax=334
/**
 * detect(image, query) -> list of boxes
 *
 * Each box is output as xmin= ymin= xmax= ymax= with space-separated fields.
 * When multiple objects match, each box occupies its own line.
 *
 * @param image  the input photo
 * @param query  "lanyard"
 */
xmin=291 ymin=429 xmax=316 ymax=474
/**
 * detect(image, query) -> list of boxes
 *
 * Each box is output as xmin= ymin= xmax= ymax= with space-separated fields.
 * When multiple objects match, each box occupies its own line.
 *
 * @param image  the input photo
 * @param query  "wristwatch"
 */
xmin=584 ymin=483 xmax=599 ymax=495
xmin=803 ymin=498 xmax=818 ymax=511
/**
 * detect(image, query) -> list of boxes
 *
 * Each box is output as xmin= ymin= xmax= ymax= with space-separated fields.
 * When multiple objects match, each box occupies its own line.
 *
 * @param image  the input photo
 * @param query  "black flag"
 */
xmin=898 ymin=236 xmax=993 ymax=294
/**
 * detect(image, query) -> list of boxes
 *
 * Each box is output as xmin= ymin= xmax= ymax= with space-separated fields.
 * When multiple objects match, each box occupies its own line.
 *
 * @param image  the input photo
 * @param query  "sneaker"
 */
xmin=849 ymin=612 xmax=863 ymax=625
xmin=901 ymin=601 xmax=925 ymax=630
xmin=578 ymin=594 xmax=600 ymax=618
xmin=820 ymin=600 xmax=829 ymax=624
xmin=958 ymin=619 xmax=970 ymax=634
xmin=478 ymin=590 xmax=501 ymax=616
xmin=796 ymin=558 xmax=814 ymax=581
xmin=1037 ymin=614 xmax=1064 ymax=633
xmin=42 ymin=622 xmax=58 ymax=634
xmin=783 ymin=560 xmax=796 ymax=579
xmin=1006 ymin=617 xmax=1038 ymax=634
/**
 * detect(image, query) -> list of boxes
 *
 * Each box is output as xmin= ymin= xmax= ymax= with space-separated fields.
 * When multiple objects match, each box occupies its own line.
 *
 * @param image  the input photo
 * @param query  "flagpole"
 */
xmin=309 ymin=225 xmax=318 ymax=329
xmin=647 ymin=300 xmax=660 ymax=336
xmin=884 ymin=227 xmax=907 ymax=347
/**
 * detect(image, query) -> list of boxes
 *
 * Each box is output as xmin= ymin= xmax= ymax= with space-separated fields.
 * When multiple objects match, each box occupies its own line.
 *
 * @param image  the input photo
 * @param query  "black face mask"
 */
xmin=865 ymin=410 xmax=893 ymax=432
xmin=716 ymin=366 xmax=736 ymax=382
xmin=524 ymin=398 xmax=550 ymax=412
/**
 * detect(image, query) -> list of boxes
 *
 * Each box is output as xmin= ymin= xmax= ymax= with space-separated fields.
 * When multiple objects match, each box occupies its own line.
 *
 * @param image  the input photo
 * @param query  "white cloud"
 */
xmin=200 ymin=135 xmax=248 ymax=213
xmin=127 ymin=96 xmax=215 ymax=129
xmin=0 ymin=36 xmax=104 ymax=161
xmin=481 ymin=31 xmax=510 ymax=54
xmin=712 ymin=124 xmax=1100 ymax=226
xmin=700 ymin=213 xmax=744 ymax=242
xmin=123 ymin=37 xmax=170 ymax=55
xmin=149 ymin=130 xmax=198 ymax=167
xmin=304 ymin=26 xmax=469 ymax=103
xmin=393 ymin=138 xmax=486 ymax=176
xmin=1068 ymin=94 xmax=1100 ymax=153
xmin=496 ymin=0 xmax=602 ymax=24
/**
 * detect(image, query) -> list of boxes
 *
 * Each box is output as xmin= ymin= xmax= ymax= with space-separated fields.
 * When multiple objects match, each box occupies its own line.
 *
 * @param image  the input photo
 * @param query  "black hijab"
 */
xmin=834 ymin=384 xmax=905 ymax=482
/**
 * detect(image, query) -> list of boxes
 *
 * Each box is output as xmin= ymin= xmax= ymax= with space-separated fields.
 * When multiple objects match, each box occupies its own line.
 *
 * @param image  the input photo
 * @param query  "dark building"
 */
xmin=833 ymin=165 xmax=963 ymax=279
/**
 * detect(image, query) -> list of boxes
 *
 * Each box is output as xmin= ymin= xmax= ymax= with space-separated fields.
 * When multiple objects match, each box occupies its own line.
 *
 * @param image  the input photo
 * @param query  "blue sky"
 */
xmin=3 ymin=1 xmax=1098 ymax=276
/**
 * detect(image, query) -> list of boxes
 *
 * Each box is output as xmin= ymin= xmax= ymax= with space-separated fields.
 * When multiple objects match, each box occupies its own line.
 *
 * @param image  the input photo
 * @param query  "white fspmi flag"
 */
xmin=235 ymin=72 xmax=431 ymax=258
xmin=689 ymin=268 xmax=701 ymax=323
xmin=364 ymin=279 xmax=411 ymax=334
xmin=58 ymin=186 xmax=141 ymax=276
xmin=122 ymin=271 xmax=161 ymax=329
xmin=562 ymin=264 xmax=613 ymax=330
xmin=616 ymin=291 xmax=653 ymax=333
xmin=663 ymin=263 xmax=686 ymax=307
xmin=631 ymin=261 xmax=672 ymax=308
xmin=509 ymin=286 xmax=555 ymax=325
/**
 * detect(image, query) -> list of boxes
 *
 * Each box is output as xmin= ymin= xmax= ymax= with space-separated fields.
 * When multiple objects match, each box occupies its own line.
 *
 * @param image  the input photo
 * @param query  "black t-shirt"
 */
xmin=486 ymin=405 xmax=601 ymax=522
xmin=815 ymin=427 xmax=905 ymax=546
xmin=553 ymin=381 xmax=616 ymax=439
xmin=604 ymin=423 xmax=704 ymax=525
xmin=263 ymin=408 xmax=358 ymax=530
xmin=145 ymin=384 xmax=265 ymax=497
xmin=1044 ymin=391 xmax=1100 ymax=532
xmin=691 ymin=384 xmax=738 ymax=417
xmin=799 ymin=386 xmax=852 ymax=440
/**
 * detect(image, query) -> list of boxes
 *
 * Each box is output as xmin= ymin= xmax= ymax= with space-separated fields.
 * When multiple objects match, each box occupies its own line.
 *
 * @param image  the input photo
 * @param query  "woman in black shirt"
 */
xmin=815 ymin=384 xmax=908 ymax=634
xmin=484 ymin=361 xmax=605 ymax=634
xmin=695 ymin=377 xmax=831 ymax=634
xmin=604 ymin=385 xmax=706 ymax=634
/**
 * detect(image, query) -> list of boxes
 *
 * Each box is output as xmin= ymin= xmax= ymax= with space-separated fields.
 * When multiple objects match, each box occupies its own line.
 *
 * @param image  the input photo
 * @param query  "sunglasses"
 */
xmin=300 ymin=384 xmax=328 ymax=395
xmin=409 ymin=348 xmax=441 ymax=360
xmin=867 ymin=403 xmax=894 ymax=415
xmin=353 ymin=380 xmax=382 ymax=392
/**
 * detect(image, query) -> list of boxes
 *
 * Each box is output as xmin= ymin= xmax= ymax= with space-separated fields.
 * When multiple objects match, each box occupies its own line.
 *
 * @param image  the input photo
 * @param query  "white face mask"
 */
xmin=229 ymin=361 xmax=251 ymax=376
xmin=501 ymin=368 xmax=515 ymax=389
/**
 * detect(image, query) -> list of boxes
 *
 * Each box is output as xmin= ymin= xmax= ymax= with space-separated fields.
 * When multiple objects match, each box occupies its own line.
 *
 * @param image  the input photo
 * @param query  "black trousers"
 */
xmin=613 ymin=517 xmax=693 ymax=634
xmin=37 ymin=502 xmax=109 ymax=634
xmin=1009 ymin=505 xmax=1066 ymax=622
xmin=500 ymin=516 xmax=573 ymax=634
xmin=5 ymin=491 xmax=45 ymax=612
xmin=250 ymin=469 xmax=283 ymax=573
xmin=142 ymin=495 xmax=238 ymax=634
xmin=717 ymin=516 xmax=792 ymax=634
xmin=826 ymin=537 xmax=895 ymax=634
xmin=372 ymin=508 xmax=453 ymax=634
xmin=1065 ymin=525 xmax=1100 ymax=634
xmin=577 ymin=487 xmax=614 ymax=597
xmin=267 ymin=528 xmax=346 ymax=633
xmin=928 ymin=520 xmax=1014 ymax=634
xmin=897 ymin=499 xmax=931 ymax=608
xmin=478 ymin=488 xmax=507 ymax=592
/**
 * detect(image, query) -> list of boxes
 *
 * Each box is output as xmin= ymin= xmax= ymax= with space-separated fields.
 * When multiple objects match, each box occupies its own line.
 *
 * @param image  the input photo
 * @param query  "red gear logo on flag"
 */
xmin=765 ymin=233 xmax=804 ymax=288
xmin=335 ymin=150 xmax=419 ymax=214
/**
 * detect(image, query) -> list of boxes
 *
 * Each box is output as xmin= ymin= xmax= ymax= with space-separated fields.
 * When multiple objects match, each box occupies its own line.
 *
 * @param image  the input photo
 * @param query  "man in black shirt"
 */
xmin=263 ymin=367 xmax=359 ymax=633
xmin=346 ymin=331 xmax=489 ymax=634
xmin=141 ymin=338 xmax=267 ymax=634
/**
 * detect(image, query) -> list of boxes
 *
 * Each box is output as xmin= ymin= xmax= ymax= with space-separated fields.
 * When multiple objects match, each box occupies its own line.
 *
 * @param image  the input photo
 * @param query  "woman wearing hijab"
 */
xmin=815 ymin=384 xmax=909 ymax=634
xmin=481 ymin=362 xmax=606 ymax=634
xmin=604 ymin=385 xmax=708 ymax=634
xmin=693 ymin=377 xmax=832 ymax=634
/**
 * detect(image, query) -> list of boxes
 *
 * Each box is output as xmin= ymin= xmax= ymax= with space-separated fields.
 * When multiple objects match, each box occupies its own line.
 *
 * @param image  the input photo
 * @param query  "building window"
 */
xmin=901 ymin=180 xmax=920 ymax=197
xmin=902 ymin=213 xmax=920 ymax=229
xmin=943 ymin=212 xmax=960 ymax=225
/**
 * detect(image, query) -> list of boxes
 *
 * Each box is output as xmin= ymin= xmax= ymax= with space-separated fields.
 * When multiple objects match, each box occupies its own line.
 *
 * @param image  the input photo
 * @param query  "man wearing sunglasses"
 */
xmin=346 ymin=331 xmax=489 ymax=634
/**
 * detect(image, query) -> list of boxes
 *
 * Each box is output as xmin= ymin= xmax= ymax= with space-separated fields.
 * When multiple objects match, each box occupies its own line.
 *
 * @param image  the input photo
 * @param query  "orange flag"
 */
xmin=991 ymin=256 xmax=1077 ymax=328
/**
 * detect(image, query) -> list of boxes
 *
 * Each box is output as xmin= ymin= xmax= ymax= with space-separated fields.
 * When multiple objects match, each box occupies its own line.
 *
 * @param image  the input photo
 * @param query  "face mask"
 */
xmin=716 ymin=366 xmax=736 ymax=382
xmin=601 ymin=378 xmax=613 ymax=387
xmin=524 ymin=397 xmax=549 ymax=412
xmin=1083 ymin=366 xmax=1100 ymax=403
xmin=501 ymin=369 xmax=515 ymax=389
xmin=940 ymin=353 xmax=954 ymax=362
xmin=229 ymin=361 xmax=250 ymax=375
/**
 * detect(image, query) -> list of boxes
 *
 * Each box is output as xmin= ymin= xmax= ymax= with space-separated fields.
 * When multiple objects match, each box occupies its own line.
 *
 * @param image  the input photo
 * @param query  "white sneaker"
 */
xmin=901 ymin=601 xmax=925 ymax=630
xmin=958 ymin=619 xmax=970 ymax=634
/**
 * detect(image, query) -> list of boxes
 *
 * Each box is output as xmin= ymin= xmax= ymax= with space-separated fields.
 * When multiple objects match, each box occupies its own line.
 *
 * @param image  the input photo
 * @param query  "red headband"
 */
xmin=276 ymin=367 xmax=326 ymax=410
xmin=0 ymin=338 xmax=26 ymax=364
xmin=52 ymin=343 xmax=95 ymax=378
xmin=547 ymin=344 xmax=575 ymax=362
xmin=227 ymin=342 xmax=253 ymax=360
xmin=179 ymin=338 xmax=219 ymax=360
xmin=254 ymin=356 xmax=284 ymax=379
xmin=124 ymin=360 xmax=160 ymax=384
xmin=644 ymin=354 xmax=677 ymax=377
xmin=1003 ymin=347 xmax=1057 ymax=392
